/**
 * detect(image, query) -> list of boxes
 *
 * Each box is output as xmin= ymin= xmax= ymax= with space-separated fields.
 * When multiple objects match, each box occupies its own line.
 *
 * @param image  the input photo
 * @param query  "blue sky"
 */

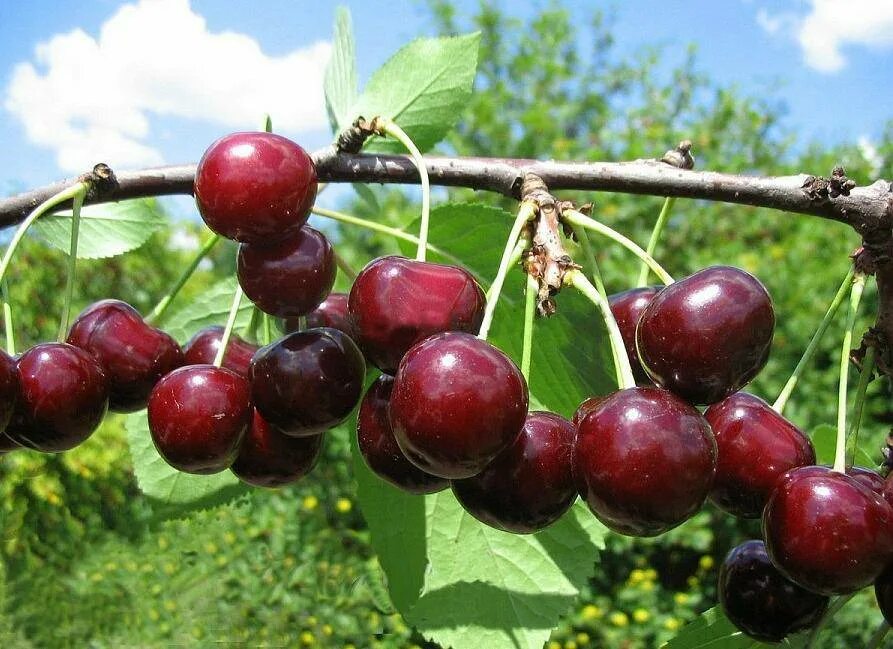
xmin=1 ymin=0 xmax=891 ymax=212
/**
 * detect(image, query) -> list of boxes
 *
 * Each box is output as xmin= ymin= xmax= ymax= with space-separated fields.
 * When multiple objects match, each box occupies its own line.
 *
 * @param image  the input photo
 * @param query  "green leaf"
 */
xmin=31 ymin=198 xmax=167 ymax=259
xmin=163 ymin=277 xmax=257 ymax=345
xmin=351 ymin=32 xmax=481 ymax=153
xmin=324 ymin=7 xmax=357 ymax=134
xmin=664 ymin=606 xmax=805 ymax=648
xmin=810 ymin=423 xmax=837 ymax=465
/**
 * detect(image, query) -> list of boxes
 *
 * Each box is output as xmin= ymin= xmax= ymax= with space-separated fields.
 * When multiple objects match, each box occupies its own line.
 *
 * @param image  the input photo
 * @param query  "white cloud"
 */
xmin=4 ymin=0 xmax=331 ymax=172
xmin=858 ymin=135 xmax=883 ymax=177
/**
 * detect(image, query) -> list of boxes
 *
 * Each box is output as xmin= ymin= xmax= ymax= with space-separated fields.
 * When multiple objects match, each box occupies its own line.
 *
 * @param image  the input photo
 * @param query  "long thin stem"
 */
xmin=2 ymin=280 xmax=14 ymax=355
xmin=773 ymin=268 xmax=855 ymax=415
xmin=521 ymin=273 xmax=537 ymax=382
xmin=636 ymin=197 xmax=676 ymax=286
xmin=805 ymin=593 xmax=856 ymax=649
xmin=848 ymin=345 xmax=876 ymax=466
xmin=867 ymin=620 xmax=890 ymax=649
xmin=213 ymin=284 xmax=244 ymax=367
xmin=834 ymin=273 xmax=866 ymax=473
xmin=563 ymin=210 xmax=674 ymax=285
xmin=57 ymin=188 xmax=86 ymax=341
xmin=486 ymin=238 xmax=528 ymax=301
xmin=145 ymin=233 xmax=221 ymax=325
xmin=334 ymin=252 xmax=358 ymax=281
xmin=571 ymin=223 xmax=608 ymax=301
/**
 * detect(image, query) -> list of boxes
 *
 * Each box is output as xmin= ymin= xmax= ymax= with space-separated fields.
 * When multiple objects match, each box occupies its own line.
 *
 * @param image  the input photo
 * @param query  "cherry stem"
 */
xmin=521 ymin=273 xmax=537 ymax=382
xmin=377 ymin=118 xmax=430 ymax=262
xmin=334 ymin=251 xmax=358 ymax=281
xmin=570 ymin=223 xmax=608 ymax=301
xmin=867 ymin=620 xmax=890 ymax=649
xmin=486 ymin=239 xmax=528 ymax=302
xmin=262 ymin=114 xmax=273 ymax=133
xmin=805 ymin=593 xmax=856 ymax=648
xmin=213 ymin=283 xmax=244 ymax=367
xmin=2 ymin=280 xmax=14 ymax=355
xmin=773 ymin=267 xmax=855 ymax=415
xmin=566 ymin=269 xmax=635 ymax=390
xmin=145 ymin=233 xmax=221 ymax=326
xmin=57 ymin=187 xmax=86 ymax=342
xmin=636 ymin=197 xmax=676 ymax=287
xmin=848 ymin=344 xmax=876 ymax=466
xmin=478 ymin=201 xmax=536 ymax=341
xmin=562 ymin=209 xmax=674 ymax=285
xmin=833 ymin=273 xmax=866 ymax=474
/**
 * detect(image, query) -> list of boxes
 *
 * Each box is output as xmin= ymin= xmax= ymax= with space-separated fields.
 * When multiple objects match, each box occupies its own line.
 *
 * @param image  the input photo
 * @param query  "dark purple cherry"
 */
xmin=636 ymin=266 xmax=775 ymax=405
xmin=572 ymin=396 xmax=603 ymax=429
xmin=452 ymin=411 xmax=576 ymax=533
xmin=348 ymin=256 xmax=486 ymax=373
xmin=876 ymin=563 xmax=893 ymax=626
xmin=389 ymin=332 xmax=528 ymax=479
xmin=6 ymin=343 xmax=108 ymax=452
xmin=231 ymin=409 xmax=323 ymax=487
xmin=250 ymin=328 xmax=365 ymax=436
xmin=608 ymin=286 xmax=659 ymax=384
xmin=356 ymin=375 xmax=448 ymax=495
xmin=67 ymin=299 xmax=184 ymax=412
xmin=0 ymin=433 xmax=21 ymax=454
xmin=574 ymin=386 xmax=717 ymax=536
xmin=147 ymin=364 xmax=251 ymax=474
xmin=285 ymin=293 xmax=351 ymax=335
xmin=704 ymin=392 xmax=815 ymax=518
xmin=237 ymin=227 xmax=336 ymax=318
xmin=763 ymin=465 xmax=893 ymax=595
xmin=183 ymin=326 xmax=258 ymax=377
xmin=0 ymin=349 xmax=18 ymax=433
xmin=194 ymin=132 xmax=317 ymax=244
xmin=719 ymin=540 xmax=828 ymax=643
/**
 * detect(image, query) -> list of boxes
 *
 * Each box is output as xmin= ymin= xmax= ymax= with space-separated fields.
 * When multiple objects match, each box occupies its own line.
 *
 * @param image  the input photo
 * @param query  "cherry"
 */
xmin=147 ymin=364 xmax=251 ymax=474
xmin=0 ymin=433 xmax=21 ymax=454
xmin=719 ymin=540 xmax=828 ymax=643
xmin=608 ymin=286 xmax=659 ymax=384
xmin=876 ymin=563 xmax=893 ymax=626
xmin=762 ymin=465 xmax=893 ymax=595
xmin=348 ymin=256 xmax=486 ymax=373
xmin=572 ymin=396 xmax=603 ymax=429
xmin=452 ymin=411 xmax=576 ymax=533
xmin=237 ymin=227 xmax=336 ymax=318
xmin=636 ymin=266 xmax=775 ymax=405
xmin=194 ymin=132 xmax=317 ymax=245
xmin=6 ymin=343 xmax=108 ymax=452
xmin=389 ymin=331 xmax=528 ymax=479
xmin=704 ymin=392 xmax=815 ymax=518
xmin=356 ymin=375 xmax=448 ymax=495
xmin=574 ymin=386 xmax=716 ymax=536
xmin=231 ymin=409 xmax=323 ymax=488
xmin=66 ymin=299 xmax=184 ymax=412
xmin=0 ymin=349 xmax=18 ymax=433
xmin=250 ymin=328 xmax=365 ymax=436
xmin=183 ymin=325 xmax=258 ymax=377
xmin=285 ymin=293 xmax=351 ymax=335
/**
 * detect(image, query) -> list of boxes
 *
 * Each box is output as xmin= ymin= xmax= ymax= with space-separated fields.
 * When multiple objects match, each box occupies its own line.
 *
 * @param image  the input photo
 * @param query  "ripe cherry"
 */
xmin=452 ymin=411 xmax=576 ymax=534
xmin=389 ymin=332 xmax=528 ymax=479
xmin=0 ymin=433 xmax=21 ymax=454
xmin=237 ymin=227 xmax=336 ymax=318
xmin=572 ymin=396 xmax=603 ymax=429
xmin=183 ymin=325 xmax=258 ymax=377
xmin=250 ymin=328 xmax=365 ymax=436
xmin=194 ymin=132 xmax=317 ymax=245
xmin=356 ymin=375 xmax=448 ymax=494
xmin=285 ymin=293 xmax=351 ymax=335
xmin=231 ymin=410 xmax=324 ymax=488
xmin=608 ymin=286 xmax=659 ymax=384
xmin=0 ymin=349 xmax=18 ymax=433
xmin=719 ymin=540 xmax=828 ymax=643
xmin=704 ymin=392 xmax=815 ymax=518
xmin=875 ymin=563 xmax=893 ymax=626
xmin=147 ymin=364 xmax=251 ymax=474
xmin=348 ymin=256 xmax=486 ymax=373
xmin=574 ymin=387 xmax=716 ymax=536
xmin=636 ymin=266 xmax=774 ymax=404
xmin=67 ymin=299 xmax=183 ymax=412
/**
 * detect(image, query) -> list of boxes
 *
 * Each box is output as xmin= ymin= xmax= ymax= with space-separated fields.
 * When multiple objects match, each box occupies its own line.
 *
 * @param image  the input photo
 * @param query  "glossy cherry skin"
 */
xmin=237 ymin=227 xmax=336 ymax=318
xmin=285 ymin=293 xmax=351 ymax=335
xmin=348 ymin=256 xmax=486 ymax=373
xmin=183 ymin=325 xmax=258 ymax=377
xmin=762 ymin=465 xmax=893 ymax=595
xmin=572 ymin=396 xmax=604 ymax=429
xmin=719 ymin=540 xmax=828 ymax=643
xmin=250 ymin=328 xmax=365 ymax=436
xmin=356 ymin=375 xmax=448 ymax=494
xmin=636 ymin=266 xmax=775 ymax=405
xmin=231 ymin=410 xmax=324 ymax=487
xmin=66 ymin=299 xmax=184 ymax=412
xmin=574 ymin=386 xmax=717 ymax=536
xmin=704 ymin=392 xmax=815 ymax=518
xmin=452 ymin=411 xmax=577 ymax=534
xmin=389 ymin=332 xmax=528 ymax=479
xmin=608 ymin=286 xmax=659 ymax=384
xmin=147 ymin=364 xmax=251 ymax=474
xmin=194 ymin=132 xmax=317 ymax=245
xmin=0 ymin=349 xmax=18 ymax=433
xmin=6 ymin=343 xmax=108 ymax=452
xmin=875 ymin=563 xmax=893 ymax=626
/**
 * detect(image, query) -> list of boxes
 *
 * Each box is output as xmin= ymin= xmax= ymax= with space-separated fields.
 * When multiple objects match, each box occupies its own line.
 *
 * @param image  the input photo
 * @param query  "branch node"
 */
xmin=661 ymin=140 xmax=694 ymax=170
xmin=335 ymin=116 xmax=380 ymax=153
xmin=802 ymin=166 xmax=857 ymax=201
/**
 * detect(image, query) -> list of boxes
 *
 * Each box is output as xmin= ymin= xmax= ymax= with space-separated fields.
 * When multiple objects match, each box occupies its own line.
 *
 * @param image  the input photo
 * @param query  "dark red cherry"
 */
xmin=875 ymin=563 xmax=893 ymax=626
xmin=194 ymin=132 xmax=317 ymax=244
xmin=719 ymin=540 xmax=828 ymax=643
xmin=285 ymin=293 xmax=351 ymax=334
xmin=237 ymin=227 xmax=336 ymax=318
xmin=572 ymin=396 xmax=603 ymax=429
xmin=574 ymin=386 xmax=717 ymax=536
xmin=452 ymin=411 xmax=576 ymax=533
xmin=250 ymin=328 xmax=365 ymax=436
xmin=389 ymin=332 xmax=528 ymax=479
xmin=183 ymin=325 xmax=258 ymax=377
xmin=0 ymin=349 xmax=18 ymax=433
xmin=0 ymin=433 xmax=21 ymax=454
xmin=67 ymin=299 xmax=184 ymax=412
xmin=147 ymin=364 xmax=251 ymax=474
xmin=608 ymin=286 xmax=659 ymax=384
xmin=348 ymin=256 xmax=486 ymax=373
xmin=636 ymin=266 xmax=775 ymax=405
xmin=704 ymin=392 xmax=815 ymax=518
xmin=231 ymin=409 xmax=323 ymax=487
xmin=846 ymin=465 xmax=887 ymax=497
xmin=763 ymin=465 xmax=893 ymax=595
xmin=356 ymin=375 xmax=448 ymax=495
xmin=6 ymin=343 xmax=108 ymax=452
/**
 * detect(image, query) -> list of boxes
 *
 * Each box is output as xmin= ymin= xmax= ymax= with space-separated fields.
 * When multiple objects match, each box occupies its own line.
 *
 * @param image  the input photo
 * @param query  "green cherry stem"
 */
xmin=262 ymin=114 xmax=273 ymax=133
xmin=213 ymin=283 xmax=244 ymax=368
xmin=636 ymin=197 xmax=676 ymax=287
xmin=571 ymin=223 xmax=608 ymax=301
xmin=833 ymin=273 xmax=866 ymax=474
xmin=334 ymin=251 xmax=358 ymax=281
xmin=772 ymin=267 xmax=855 ymax=415
xmin=57 ymin=188 xmax=86 ymax=341
xmin=866 ymin=620 xmax=890 ymax=649
xmin=2 ymin=280 xmax=14 ymax=355
xmin=145 ymin=233 xmax=222 ymax=326
xmin=847 ymin=344 xmax=876 ymax=467
xmin=486 ymin=238 xmax=528 ymax=302
xmin=521 ymin=273 xmax=537 ymax=382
